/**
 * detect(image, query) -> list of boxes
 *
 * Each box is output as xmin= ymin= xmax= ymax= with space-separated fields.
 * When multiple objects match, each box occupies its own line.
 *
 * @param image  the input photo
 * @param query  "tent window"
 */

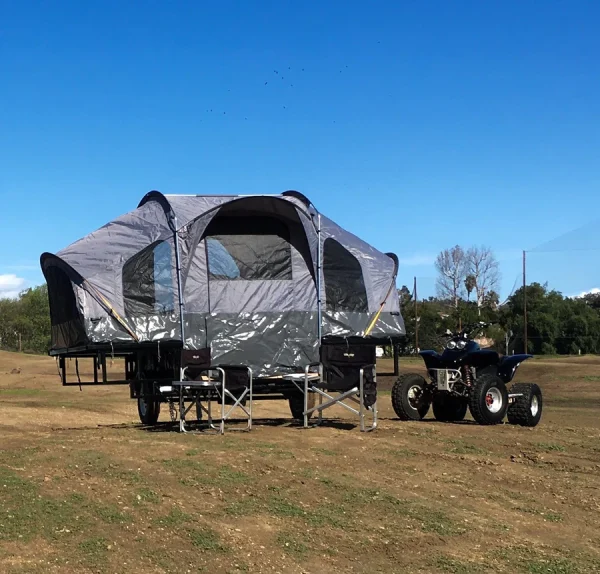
xmin=205 ymin=216 xmax=292 ymax=281
xmin=123 ymin=241 xmax=174 ymax=316
xmin=323 ymin=238 xmax=368 ymax=313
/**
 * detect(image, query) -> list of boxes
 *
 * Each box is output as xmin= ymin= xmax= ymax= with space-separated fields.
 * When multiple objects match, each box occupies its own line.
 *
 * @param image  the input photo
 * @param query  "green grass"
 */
xmin=276 ymin=532 xmax=309 ymax=558
xmin=536 ymin=442 xmax=566 ymax=452
xmin=224 ymin=498 xmax=261 ymax=517
xmin=218 ymin=465 xmax=251 ymax=484
xmin=435 ymin=556 xmax=484 ymax=573
xmin=154 ymin=506 xmax=193 ymax=526
xmin=0 ymin=468 xmax=84 ymax=542
xmin=525 ymin=558 xmax=579 ymax=574
xmin=420 ymin=509 xmax=466 ymax=536
xmin=78 ymin=536 xmax=109 ymax=567
xmin=0 ymin=388 xmax=42 ymax=396
xmin=266 ymin=496 xmax=306 ymax=518
xmin=134 ymin=487 xmax=161 ymax=504
xmin=446 ymin=439 xmax=489 ymax=455
xmin=95 ymin=502 xmax=132 ymax=524
xmin=189 ymin=527 xmax=227 ymax=552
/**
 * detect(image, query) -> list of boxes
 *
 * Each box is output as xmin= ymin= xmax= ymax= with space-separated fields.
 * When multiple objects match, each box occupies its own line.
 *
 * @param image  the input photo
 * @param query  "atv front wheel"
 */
xmin=391 ymin=373 xmax=431 ymax=421
xmin=469 ymin=373 xmax=508 ymax=425
xmin=507 ymin=383 xmax=543 ymax=427
xmin=432 ymin=393 xmax=468 ymax=422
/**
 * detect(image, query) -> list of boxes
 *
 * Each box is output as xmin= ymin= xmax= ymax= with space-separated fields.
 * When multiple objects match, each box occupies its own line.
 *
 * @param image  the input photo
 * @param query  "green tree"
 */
xmin=0 ymin=285 xmax=51 ymax=353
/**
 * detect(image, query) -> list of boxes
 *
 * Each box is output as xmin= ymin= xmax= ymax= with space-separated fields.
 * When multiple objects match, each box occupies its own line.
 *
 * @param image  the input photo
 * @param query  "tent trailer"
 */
xmin=42 ymin=190 xmax=405 ymax=430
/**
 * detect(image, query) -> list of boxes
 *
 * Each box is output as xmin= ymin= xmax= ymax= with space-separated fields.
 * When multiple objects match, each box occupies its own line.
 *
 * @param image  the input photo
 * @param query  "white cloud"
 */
xmin=398 ymin=254 xmax=436 ymax=267
xmin=0 ymin=274 xmax=26 ymax=299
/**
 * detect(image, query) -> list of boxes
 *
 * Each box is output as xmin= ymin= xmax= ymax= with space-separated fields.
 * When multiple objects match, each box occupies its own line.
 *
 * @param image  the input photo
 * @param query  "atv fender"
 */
xmin=498 ymin=354 xmax=533 ymax=383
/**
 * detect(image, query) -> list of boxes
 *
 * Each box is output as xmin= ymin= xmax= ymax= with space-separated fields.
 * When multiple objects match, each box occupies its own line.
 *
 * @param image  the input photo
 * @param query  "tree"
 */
xmin=466 ymin=246 xmax=500 ymax=316
xmin=465 ymin=274 xmax=476 ymax=302
xmin=582 ymin=292 xmax=600 ymax=311
xmin=499 ymin=282 xmax=600 ymax=355
xmin=435 ymin=245 xmax=466 ymax=308
xmin=398 ymin=285 xmax=412 ymax=309
xmin=0 ymin=285 xmax=51 ymax=353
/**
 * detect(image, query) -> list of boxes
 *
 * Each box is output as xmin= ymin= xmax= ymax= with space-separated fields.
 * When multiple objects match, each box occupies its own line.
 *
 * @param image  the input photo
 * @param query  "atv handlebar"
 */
xmin=452 ymin=321 xmax=492 ymax=339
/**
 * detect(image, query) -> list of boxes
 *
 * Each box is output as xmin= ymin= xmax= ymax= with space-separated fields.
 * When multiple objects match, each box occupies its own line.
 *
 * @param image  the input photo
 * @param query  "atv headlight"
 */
xmin=456 ymin=340 xmax=467 ymax=350
xmin=446 ymin=340 xmax=457 ymax=350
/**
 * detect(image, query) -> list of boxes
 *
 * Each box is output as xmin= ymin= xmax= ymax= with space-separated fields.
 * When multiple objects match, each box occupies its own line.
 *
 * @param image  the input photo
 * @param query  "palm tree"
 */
xmin=465 ymin=274 xmax=476 ymax=302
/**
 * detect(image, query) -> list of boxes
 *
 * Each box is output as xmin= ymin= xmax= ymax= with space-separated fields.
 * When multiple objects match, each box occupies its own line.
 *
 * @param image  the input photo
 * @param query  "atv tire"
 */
xmin=391 ymin=373 xmax=431 ymax=421
xmin=288 ymin=392 xmax=315 ymax=421
xmin=138 ymin=382 xmax=161 ymax=425
xmin=469 ymin=373 xmax=508 ymax=425
xmin=507 ymin=383 xmax=543 ymax=427
xmin=432 ymin=393 xmax=468 ymax=422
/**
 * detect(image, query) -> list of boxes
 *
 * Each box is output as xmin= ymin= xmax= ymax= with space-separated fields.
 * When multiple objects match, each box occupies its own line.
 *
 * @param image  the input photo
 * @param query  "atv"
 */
xmin=391 ymin=323 xmax=542 ymax=426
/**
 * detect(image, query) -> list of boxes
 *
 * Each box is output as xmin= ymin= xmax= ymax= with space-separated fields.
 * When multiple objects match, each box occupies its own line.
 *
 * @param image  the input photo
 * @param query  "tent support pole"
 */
xmin=316 ymin=213 xmax=322 ymax=343
xmin=173 ymin=216 xmax=186 ymax=350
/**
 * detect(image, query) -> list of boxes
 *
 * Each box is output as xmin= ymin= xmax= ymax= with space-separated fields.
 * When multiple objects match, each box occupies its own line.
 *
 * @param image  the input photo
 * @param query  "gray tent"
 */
xmin=41 ymin=191 xmax=405 ymax=376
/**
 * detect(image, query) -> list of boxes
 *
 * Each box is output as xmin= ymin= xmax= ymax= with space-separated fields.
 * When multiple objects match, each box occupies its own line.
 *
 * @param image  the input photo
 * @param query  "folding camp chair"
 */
xmin=173 ymin=351 xmax=253 ymax=434
xmin=285 ymin=345 xmax=378 ymax=432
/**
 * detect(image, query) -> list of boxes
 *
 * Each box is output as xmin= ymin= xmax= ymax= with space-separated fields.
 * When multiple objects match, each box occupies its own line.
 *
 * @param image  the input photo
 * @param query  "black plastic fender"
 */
xmin=498 ymin=354 xmax=533 ymax=383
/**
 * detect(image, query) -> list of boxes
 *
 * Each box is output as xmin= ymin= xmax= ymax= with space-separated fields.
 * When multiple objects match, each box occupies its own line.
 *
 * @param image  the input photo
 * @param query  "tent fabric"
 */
xmin=41 ymin=191 xmax=405 ymax=375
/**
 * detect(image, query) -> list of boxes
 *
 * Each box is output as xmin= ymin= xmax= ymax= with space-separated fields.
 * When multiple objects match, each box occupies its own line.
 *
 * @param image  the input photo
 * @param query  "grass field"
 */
xmin=1 ymin=350 xmax=600 ymax=573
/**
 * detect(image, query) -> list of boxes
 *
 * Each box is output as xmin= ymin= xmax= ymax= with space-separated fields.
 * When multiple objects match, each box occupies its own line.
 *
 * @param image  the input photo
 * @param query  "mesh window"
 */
xmin=123 ymin=241 xmax=174 ymax=316
xmin=205 ymin=216 xmax=292 ymax=281
xmin=323 ymin=238 xmax=368 ymax=313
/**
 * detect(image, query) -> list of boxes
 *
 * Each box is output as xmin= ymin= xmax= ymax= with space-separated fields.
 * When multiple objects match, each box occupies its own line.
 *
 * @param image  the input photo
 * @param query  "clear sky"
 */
xmin=1 ymin=0 xmax=599 ymax=299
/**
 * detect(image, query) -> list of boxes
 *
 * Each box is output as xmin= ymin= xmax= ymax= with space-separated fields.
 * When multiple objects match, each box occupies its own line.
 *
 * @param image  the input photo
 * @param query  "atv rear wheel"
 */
xmin=507 ymin=383 xmax=543 ymax=427
xmin=391 ymin=373 xmax=431 ymax=421
xmin=432 ymin=393 xmax=468 ymax=422
xmin=288 ymin=392 xmax=315 ymax=421
xmin=469 ymin=373 xmax=508 ymax=425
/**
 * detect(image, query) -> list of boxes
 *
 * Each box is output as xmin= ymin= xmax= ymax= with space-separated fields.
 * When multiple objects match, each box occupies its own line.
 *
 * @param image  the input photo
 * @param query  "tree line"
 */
xmin=1 ymin=257 xmax=599 ymax=356
xmin=0 ymin=285 xmax=51 ymax=354
xmin=399 ymin=244 xmax=600 ymax=355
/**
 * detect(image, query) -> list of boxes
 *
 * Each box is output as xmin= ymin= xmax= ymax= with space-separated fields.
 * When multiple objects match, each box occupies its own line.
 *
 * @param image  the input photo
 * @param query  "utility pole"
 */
xmin=413 ymin=276 xmax=419 ymax=352
xmin=18 ymin=332 xmax=22 ymax=353
xmin=523 ymin=250 xmax=527 ymax=354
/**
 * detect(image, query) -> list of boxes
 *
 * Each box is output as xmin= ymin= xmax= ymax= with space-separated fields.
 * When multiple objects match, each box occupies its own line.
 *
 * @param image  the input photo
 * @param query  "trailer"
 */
xmin=42 ymin=190 xmax=405 ymax=432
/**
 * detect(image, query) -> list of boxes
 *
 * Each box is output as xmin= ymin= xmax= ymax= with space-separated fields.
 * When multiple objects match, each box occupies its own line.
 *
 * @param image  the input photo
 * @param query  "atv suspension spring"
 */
xmin=463 ymin=365 xmax=473 ymax=387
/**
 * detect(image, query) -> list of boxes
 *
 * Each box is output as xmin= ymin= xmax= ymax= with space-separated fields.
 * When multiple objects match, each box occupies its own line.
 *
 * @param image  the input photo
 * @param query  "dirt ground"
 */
xmin=1 ymin=350 xmax=600 ymax=574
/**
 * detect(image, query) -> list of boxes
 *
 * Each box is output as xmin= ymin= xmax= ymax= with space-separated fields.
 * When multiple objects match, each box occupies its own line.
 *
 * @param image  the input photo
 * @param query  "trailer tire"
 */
xmin=432 ymin=393 xmax=468 ymax=422
xmin=507 ymin=383 xmax=543 ymax=427
xmin=288 ymin=393 xmax=315 ymax=421
xmin=138 ymin=383 xmax=161 ymax=425
xmin=391 ymin=373 xmax=431 ymax=421
xmin=469 ymin=373 xmax=508 ymax=425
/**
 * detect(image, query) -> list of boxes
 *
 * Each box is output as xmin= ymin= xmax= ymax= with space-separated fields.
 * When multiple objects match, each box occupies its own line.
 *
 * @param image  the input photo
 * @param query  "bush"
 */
xmin=541 ymin=342 xmax=556 ymax=355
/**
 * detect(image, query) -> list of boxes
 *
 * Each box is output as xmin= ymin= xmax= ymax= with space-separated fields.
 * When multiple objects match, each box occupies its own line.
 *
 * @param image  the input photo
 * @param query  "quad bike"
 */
xmin=391 ymin=323 xmax=542 ymax=426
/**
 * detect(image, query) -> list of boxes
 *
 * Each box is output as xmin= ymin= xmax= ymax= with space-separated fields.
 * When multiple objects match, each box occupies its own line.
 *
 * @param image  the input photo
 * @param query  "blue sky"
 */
xmin=1 ymin=0 xmax=599 ymax=299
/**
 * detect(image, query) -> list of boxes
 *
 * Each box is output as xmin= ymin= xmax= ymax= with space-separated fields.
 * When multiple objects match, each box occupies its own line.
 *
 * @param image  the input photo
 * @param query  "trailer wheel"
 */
xmin=432 ymin=393 xmax=468 ymax=422
xmin=138 ymin=383 xmax=161 ymax=425
xmin=391 ymin=373 xmax=431 ymax=421
xmin=288 ymin=393 xmax=315 ymax=421
xmin=469 ymin=373 xmax=508 ymax=425
xmin=507 ymin=383 xmax=543 ymax=427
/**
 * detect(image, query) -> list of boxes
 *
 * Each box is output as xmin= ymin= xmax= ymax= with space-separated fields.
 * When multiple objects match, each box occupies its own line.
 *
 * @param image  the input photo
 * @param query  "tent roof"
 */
xmin=138 ymin=190 xmax=316 ymax=232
